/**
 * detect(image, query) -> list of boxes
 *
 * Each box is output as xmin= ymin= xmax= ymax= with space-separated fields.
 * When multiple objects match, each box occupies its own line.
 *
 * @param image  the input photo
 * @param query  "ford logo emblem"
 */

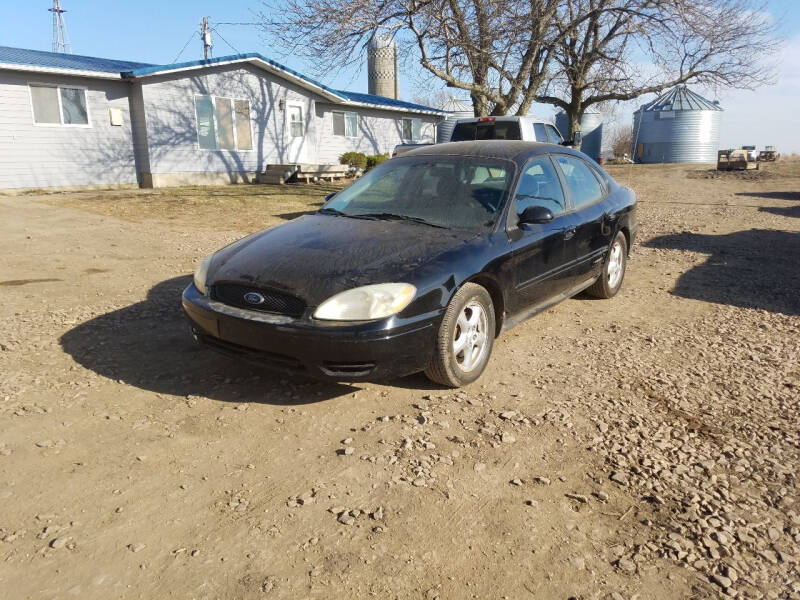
xmin=243 ymin=291 xmax=266 ymax=305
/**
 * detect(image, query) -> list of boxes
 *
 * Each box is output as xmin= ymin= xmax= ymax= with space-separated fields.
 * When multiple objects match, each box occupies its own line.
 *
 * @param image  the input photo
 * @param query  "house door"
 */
xmin=286 ymin=103 xmax=309 ymax=164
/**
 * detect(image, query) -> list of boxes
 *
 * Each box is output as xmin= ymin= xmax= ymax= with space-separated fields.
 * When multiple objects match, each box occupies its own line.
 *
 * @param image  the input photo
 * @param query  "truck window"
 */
xmin=533 ymin=123 xmax=547 ymax=141
xmin=545 ymin=125 xmax=563 ymax=144
xmin=451 ymin=121 xmax=521 ymax=142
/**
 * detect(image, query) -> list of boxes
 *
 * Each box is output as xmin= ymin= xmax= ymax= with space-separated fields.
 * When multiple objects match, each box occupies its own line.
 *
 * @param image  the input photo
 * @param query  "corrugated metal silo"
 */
xmin=555 ymin=109 xmax=603 ymax=160
xmin=436 ymin=97 xmax=474 ymax=143
xmin=367 ymin=34 xmax=398 ymax=99
xmin=632 ymin=86 xmax=723 ymax=163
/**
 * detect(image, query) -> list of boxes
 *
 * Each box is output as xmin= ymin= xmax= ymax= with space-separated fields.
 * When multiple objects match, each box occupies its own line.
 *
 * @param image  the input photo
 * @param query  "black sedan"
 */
xmin=183 ymin=141 xmax=637 ymax=387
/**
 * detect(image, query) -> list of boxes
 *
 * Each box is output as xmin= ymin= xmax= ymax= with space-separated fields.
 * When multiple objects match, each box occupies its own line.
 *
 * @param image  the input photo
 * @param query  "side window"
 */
xmin=513 ymin=157 xmax=565 ymax=217
xmin=533 ymin=122 xmax=547 ymax=142
xmin=553 ymin=155 xmax=604 ymax=208
xmin=30 ymin=84 xmax=89 ymax=126
xmin=545 ymin=125 xmax=563 ymax=144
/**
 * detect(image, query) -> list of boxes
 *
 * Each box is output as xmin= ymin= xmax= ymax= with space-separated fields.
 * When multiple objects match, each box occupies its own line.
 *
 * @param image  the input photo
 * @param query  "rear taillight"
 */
xmin=478 ymin=117 xmax=496 ymax=122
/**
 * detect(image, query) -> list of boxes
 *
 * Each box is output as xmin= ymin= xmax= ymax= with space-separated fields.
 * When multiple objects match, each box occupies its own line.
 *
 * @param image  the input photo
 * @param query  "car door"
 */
xmin=506 ymin=155 xmax=574 ymax=315
xmin=551 ymin=154 xmax=614 ymax=288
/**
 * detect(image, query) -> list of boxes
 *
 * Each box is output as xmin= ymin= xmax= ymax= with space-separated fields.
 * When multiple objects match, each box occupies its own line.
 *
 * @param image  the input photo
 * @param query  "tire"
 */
xmin=587 ymin=231 xmax=628 ymax=299
xmin=424 ymin=283 xmax=496 ymax=388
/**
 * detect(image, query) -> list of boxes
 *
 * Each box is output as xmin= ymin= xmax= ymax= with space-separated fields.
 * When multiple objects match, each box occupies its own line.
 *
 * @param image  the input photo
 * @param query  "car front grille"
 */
xmin=199 ymin=334 xmax=306 ymax=372
xmin=211 ymin=283 xmax=306 ymax=318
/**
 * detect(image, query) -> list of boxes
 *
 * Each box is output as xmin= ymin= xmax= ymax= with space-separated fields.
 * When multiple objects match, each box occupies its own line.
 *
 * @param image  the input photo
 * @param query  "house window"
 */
xmin=288 ymin=105 xmax=305 ymax=137
xmin=29 ymin=84 xmax=89 ymax=126
xmin=400 ymin=117 xmax=422 ymax=142
xmin=194 ymin=95 xmax=253 ymax=151
xmin=235 ymin=100 xmax=253 ymax=150
xmin=332 ymin=111 xmax=358 ymax=137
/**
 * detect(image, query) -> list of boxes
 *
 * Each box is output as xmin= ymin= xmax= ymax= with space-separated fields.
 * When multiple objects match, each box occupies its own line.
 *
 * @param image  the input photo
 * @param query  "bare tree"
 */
xmin=610 ymin=124 xmax=634 ymax=157
xmin=260 ymin=0 xmax=779 ymax=128
xmin=536 ymin=0 xmax=780 ymax=141
xmin=258 ymin=0 xmax=566 ymax=116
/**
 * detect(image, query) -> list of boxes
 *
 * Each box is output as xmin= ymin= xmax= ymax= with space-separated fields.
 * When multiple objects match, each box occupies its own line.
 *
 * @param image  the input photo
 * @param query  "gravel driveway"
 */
xmin=0 ymin=162 xmax=798 ymax=599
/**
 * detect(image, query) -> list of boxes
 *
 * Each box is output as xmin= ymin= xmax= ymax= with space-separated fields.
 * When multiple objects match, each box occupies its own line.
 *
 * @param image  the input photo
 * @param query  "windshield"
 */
xmin=322 ymin=155 xmax=513 ymax=231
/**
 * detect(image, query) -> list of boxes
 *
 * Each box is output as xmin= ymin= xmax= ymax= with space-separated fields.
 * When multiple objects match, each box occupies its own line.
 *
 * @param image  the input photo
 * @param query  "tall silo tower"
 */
xmin=632 ymin=86 xmax=723 ymax=163
xmin=555 ymin=109 xmax=603 ymax=160
xmin=367 ymin=34 xmax=398 ymax=99
xmin=436 ymin=96 xmax=474 ymax=143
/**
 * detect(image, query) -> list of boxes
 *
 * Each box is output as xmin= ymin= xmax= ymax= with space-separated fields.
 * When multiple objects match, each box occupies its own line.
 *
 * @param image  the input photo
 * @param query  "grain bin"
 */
xmin=555 ymin=109 xmax=603 ymax=161
xmin=632 ymin=86 xmax=722 ymax=163
xmin=436 ymin=97 xmax=474 ymax=143
xmin=367 ymin=34 xmax=398 ymax=99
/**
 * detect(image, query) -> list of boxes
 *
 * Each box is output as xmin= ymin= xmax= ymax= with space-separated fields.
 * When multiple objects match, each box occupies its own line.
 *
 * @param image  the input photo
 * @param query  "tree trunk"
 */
xmin=471 ymin=91 xmax=489 ymax=117
xmin=567 ymin=102 xmax=583 ymax=150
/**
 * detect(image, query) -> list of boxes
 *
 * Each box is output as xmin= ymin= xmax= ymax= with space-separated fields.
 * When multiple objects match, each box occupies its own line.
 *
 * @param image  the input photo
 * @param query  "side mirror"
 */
xmin=518 ymin=205 xmax=554 ymax=225
xmin=324 ymin=192 xmax=337 ymax=202
xmin=561 ymin=131 xmax=582 ymax=147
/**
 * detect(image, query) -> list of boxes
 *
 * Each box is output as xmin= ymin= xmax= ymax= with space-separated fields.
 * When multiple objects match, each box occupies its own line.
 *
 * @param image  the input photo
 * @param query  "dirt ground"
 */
xmin=0 ymin=161 xmax=798 ymax=600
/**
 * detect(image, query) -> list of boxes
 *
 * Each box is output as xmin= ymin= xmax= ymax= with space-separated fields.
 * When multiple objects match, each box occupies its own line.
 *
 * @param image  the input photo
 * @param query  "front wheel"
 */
xmin=425 ymin=283 xmax=495 ymax=388
xmin=587 ymin=231 xmax=628 ymax=299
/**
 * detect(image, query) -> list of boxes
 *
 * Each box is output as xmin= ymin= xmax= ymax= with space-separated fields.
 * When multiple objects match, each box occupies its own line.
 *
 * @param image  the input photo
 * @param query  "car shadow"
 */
xmin=59 ymin=275 xmax=362 ymax=404
xmin=644 ymin=229 xmax=800 ymax=316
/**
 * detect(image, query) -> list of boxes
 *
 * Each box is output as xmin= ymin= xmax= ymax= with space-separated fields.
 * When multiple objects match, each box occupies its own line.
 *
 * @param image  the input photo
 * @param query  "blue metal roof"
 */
xmin=333 ymin=89 xmax=446 ymax=113
xmin=122 ymin=53 xmax=445 ymax=113
xmin=0 ymin=46 xmax=443 ymax=114
xmin=0 ymin=45 xmax=154 ymax=73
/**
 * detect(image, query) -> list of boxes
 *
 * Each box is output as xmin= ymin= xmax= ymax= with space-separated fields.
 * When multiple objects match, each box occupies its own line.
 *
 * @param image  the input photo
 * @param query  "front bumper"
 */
xmin=182 ymin=283 xmax=440 ymax=381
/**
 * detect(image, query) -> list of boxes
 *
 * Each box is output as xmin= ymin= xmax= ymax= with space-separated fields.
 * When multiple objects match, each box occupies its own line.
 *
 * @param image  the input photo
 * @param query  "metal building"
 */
xmin=436 ymin=96 xmax=474 ymax=143
xmin=632 ymin=86 xmax=722 ymax=163
xmin=367 ymin=34 xmax=398 ymax=99
xmin=555 ymin=109 xmax=603 ymax=161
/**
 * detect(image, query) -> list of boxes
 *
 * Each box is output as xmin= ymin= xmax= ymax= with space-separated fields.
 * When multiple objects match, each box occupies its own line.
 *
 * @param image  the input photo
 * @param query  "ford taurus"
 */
xmin=182 ymin=141 xmax=637 ymax=387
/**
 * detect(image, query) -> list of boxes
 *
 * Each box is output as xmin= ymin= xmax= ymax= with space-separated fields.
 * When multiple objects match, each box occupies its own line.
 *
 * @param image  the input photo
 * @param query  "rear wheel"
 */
xmin=587 ymin=231 xmax=628 ymax=299
xmin=425 ymin=283 xmax=495 ymax=388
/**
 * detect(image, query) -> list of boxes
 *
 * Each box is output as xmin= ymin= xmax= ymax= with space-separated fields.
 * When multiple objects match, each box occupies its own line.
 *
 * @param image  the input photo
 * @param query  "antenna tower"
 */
xmin=49 ymin=0 xmax=72 ymax=54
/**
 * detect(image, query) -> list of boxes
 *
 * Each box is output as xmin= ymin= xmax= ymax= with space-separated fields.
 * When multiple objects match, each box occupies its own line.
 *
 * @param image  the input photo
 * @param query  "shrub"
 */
xmin=339 ymin=152 xmax=367 ymax=170
xmin=365 ymin=153 xmax=389 ymax=170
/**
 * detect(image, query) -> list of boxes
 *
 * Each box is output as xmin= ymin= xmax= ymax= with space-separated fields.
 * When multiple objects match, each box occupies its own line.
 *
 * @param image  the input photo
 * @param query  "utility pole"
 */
xmin=201 ymin=17 xmax=212 ymax=60
xmin=49 ymin=0 xmax=72 ymax=54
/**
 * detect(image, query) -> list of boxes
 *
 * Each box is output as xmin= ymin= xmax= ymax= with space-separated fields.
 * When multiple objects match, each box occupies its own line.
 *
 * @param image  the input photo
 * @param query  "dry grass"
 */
xmin=37 ymin=181 xmax=346 ymax=232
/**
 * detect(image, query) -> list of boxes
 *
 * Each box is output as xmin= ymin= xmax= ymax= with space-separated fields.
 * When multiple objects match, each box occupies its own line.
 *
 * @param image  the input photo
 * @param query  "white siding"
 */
xmin=313 ymin=104 xmax=437 ymax=163
xmin=0 ymin=71 xmax=137 ymax=189
xmin=138 ymin=64 xmax=323 ymax=178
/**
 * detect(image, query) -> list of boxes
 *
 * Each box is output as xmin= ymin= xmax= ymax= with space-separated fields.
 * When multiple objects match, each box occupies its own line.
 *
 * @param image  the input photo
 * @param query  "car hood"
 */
xmin=209 ymin=214 xmax=479 ymax=306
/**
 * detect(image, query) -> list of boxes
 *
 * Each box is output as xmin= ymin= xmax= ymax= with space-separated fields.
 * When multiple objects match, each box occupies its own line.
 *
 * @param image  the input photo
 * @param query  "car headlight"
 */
xmin=314 ymin=283 xmax=416 ymax=321
xmin=193 ymin=254 xmax=214 ymax=295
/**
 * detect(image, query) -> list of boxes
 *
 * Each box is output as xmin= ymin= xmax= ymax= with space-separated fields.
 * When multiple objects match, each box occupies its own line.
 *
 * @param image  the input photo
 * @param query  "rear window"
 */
xmin=451 ymin=121 xmax=522 ymax=142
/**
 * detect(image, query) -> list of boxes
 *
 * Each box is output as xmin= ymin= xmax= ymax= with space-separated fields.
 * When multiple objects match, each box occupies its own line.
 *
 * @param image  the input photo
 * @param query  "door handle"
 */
xmin=564 ymin=228 xmax=576 ymax=240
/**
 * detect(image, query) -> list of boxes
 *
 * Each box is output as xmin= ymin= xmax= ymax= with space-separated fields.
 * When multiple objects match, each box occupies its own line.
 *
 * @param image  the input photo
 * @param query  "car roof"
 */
xmin=455 ymin=116 xmax=553 ymax=124
xmin=402 ymin=140 xmax=577 ymax=165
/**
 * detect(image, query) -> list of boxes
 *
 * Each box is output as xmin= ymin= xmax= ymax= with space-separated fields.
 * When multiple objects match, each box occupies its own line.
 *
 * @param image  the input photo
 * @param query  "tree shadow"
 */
xmin=759 ymin=205 xmax=800 ymax=219
xmin=644 ymin=229 xmax=800 ymax=316
xmin=59 ymin=275 xmax=359 ymax=404
xmin=737 ymin=191 xmax=800 ymax=201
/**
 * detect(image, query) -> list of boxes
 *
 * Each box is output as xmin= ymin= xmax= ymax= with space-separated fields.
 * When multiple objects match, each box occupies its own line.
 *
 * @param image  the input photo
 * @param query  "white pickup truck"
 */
xmin=392 ymin=116 xmax=575 ymax=157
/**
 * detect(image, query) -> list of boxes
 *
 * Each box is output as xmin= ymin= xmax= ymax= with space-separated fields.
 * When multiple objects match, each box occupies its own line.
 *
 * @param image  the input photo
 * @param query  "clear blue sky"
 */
xmin=2 ymin=0 xmax=799 ymax=152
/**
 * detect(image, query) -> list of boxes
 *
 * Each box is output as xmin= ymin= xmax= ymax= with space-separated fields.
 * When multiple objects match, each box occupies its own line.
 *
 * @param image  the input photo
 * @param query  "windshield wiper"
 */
xmin=351 ymin=212 xmax=447 ymax=228
xmin=318 ymin=207 xmax=348 ymax=217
